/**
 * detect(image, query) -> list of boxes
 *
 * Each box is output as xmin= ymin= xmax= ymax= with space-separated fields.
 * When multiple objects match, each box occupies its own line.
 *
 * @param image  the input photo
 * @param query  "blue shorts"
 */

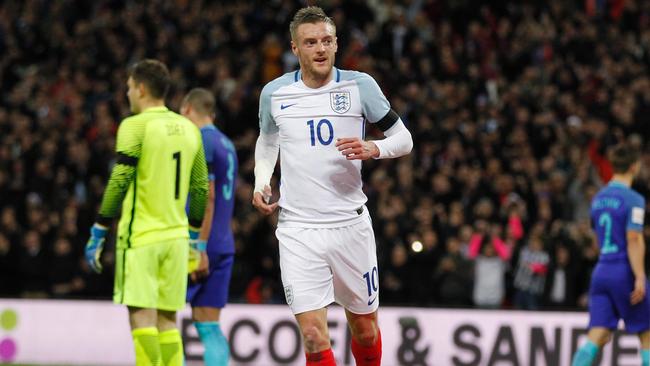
xmin=588 ymin=262 xmax=650 ymax=333
xmin=187 ymin=253 xmax=234 ymax=308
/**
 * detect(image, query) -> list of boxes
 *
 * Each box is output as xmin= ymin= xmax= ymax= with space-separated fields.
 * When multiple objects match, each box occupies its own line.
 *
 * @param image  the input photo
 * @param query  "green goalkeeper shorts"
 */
xmin=113 ymin=238 xmax=188 ymax=311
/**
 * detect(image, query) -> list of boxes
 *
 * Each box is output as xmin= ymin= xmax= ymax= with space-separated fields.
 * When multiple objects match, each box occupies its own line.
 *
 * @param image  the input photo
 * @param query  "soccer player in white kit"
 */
xmin=252 ymin=6 xmax=413 ymax=366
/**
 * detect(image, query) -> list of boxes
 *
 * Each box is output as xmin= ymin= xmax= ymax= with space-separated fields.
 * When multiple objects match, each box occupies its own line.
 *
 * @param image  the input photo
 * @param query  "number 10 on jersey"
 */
xmin=307 ymin=119 xmax=333 ymax=146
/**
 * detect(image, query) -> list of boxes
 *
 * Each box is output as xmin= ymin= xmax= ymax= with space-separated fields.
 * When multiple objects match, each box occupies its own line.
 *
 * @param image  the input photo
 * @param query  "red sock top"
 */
xmin=306 ymin=348 xmax=336 ymax=366
xmin=351 ymin=330 xmax=382 ymax=366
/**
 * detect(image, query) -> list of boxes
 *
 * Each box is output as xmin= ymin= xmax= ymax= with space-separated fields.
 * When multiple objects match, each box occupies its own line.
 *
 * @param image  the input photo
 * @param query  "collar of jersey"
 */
xmin=200 ymin=124 xmax=217 ymax=131
xmin=608 ymin=180 xmax=628 ymax=188
xmin=142 ymin=106 xmax=168 ymax=113
xmin=294 ymin=67 xmax=341 ymax=89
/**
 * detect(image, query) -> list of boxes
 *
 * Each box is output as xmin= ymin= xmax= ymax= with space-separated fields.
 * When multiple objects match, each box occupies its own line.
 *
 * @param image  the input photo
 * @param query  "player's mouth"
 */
xmin=314 ymin=57 xmax=328 ymax=65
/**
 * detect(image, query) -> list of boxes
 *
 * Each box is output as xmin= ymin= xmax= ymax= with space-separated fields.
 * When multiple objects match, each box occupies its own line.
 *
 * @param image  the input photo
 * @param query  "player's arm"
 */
xmin=188 ymin=141 xmax=209 ymax=231
xmin=628 ymin=230 xmax=646 ymax=304
xmin=197 ymin=131 xmax=216 ymax=242
xmin=86 ymin=118 xmax=143 ymax=273
xmin=192 ymin=131 xmax=218 ymax=279
xmin=369 ymin=112 xmax=413 ymax=159
xmin=252 ymin=84 xmax=279 ymax=215
xmin=628 ymin=200 xmax=646 ymax=304
xmin=191 ymin=179 xmax=214 ymax=281
xmin=198 ymin=178 xmax=215 ymax=243
xmin=337 ymin=114 xmax=413 ymax=160
xmin=253 ymin=132 xmax=279 ymax=198
xmin=337 ymin=73 xmax=413 ymax=160
xmin=186 ymin=141 xmax=209 ymax=276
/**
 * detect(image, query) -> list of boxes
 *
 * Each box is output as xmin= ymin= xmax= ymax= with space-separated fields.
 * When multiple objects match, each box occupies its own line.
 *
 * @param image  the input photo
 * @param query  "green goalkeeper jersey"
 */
xmin=97 ymin=106 xmax=208 ymax=248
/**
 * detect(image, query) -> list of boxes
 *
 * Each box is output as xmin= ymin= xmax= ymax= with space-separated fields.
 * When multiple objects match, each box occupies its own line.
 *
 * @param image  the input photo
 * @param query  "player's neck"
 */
xmin=138 ymin=99 xmax=165 ymax=112
xmin=301 ymin=69 xmax=333 ymax=89
xmin=195 ymin=118 xmax=213 ymax=129
xmin=611 ymin=174 xmax=633 ymax=187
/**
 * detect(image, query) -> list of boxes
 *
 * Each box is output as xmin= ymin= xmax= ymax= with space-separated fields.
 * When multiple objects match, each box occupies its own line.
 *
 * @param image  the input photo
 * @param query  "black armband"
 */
xmin=96 ymin=215 xmax=113 ymax=227
xmin=116 ymin=152 xmax=138 ymax=166
xmin=375 ymin=109 xmax=400 ymax=132
xmin=189 ymin=218 xmax=202 ymax=229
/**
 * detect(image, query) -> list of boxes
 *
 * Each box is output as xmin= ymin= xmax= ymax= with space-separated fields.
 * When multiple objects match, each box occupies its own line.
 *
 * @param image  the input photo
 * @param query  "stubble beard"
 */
xmin=305 ymin=58 xmax=333 ymax=83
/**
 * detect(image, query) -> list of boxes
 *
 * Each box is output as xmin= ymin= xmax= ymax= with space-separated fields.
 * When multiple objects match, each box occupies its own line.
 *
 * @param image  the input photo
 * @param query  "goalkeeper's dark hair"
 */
xmin=182 ymin=88 xmax=216 ymax=118
xmin=289 ymin=6 xmax=336 ymax=41
xmin=128 ymin=59 xmax=171 ymax=100
xmin=609 ymin=142 xmax=640 ymax=174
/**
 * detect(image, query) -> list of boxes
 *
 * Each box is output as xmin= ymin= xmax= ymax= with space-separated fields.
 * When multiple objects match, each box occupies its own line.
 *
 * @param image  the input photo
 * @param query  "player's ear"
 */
xmin=333 ymin=36 xmax=338 ymax=52
xmin=137 ymin=82 xmax=146 ymax=98
xmin=291 ymin=40 xmax=298 ymax=56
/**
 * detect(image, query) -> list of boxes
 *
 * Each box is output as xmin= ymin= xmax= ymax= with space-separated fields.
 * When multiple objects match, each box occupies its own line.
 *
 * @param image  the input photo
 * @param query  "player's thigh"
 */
xmin=114 ymin=244 xmax=160 ymax=309
xmin=277 ymin=227 xmax=334 ymax=314
xmin=157 ymin=310 xmax=177 ymax=332
xmin=588 ymin=279 xmax=619 ymax=330
xmin=327 ymin=217 xmax=379 ymax=315
xmin=128 ymin=306 xmax=157 ymax=330
xmin=621 ymin=279 xmax=650 ymax=333
xmin=188 ymin=254 xmax=234 ymax=309
xmin=158 ymin=238 xmax=189 ymax=311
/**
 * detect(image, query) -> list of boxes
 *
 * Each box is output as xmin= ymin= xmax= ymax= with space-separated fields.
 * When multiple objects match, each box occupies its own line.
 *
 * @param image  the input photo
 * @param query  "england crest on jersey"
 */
xmin=330 ymin=91 xmax=351 ymax=114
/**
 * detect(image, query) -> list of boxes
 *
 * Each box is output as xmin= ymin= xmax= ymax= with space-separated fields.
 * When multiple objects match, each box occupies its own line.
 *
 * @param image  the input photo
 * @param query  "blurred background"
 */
xmin=0 ymin=0 xmax=649 ymax=315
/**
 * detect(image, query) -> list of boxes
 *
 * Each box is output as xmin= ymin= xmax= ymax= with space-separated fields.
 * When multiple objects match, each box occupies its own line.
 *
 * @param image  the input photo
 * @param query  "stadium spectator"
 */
xmin=380 ymin=243 xmax=412 ymax=305
xmin=544 ymin=244 xmax=579 ymax=309
xmin=0 ymin=232 xmax=18 ymax=296
xmin=468 ymin=221 xmax=513 ymax=309
xmin=48 ymin=236 xmax=83 ymax=298
xmin=513 ymin=231 xmax=551 ymax=310
xmin=18 ymin=230 xmax=48 ymax=298
xmin=434 ymin=237 xmax=473 ymax=306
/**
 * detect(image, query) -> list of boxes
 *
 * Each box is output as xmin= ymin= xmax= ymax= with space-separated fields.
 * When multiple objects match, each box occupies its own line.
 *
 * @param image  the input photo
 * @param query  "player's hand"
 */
xmin=631 ymin=277 xmax=646 ymax=305
xmin=252 ymin=185 xmax=278 ymax=215
xmin=85 ymin=223 xmax=108 ymax=274
xmin=190 ymin=251 xmax=210 ymax=282
xmin=188 ymin=227 xmax=207 ymax=274
xmin=336 ymin=137 xmax=379 ymax=160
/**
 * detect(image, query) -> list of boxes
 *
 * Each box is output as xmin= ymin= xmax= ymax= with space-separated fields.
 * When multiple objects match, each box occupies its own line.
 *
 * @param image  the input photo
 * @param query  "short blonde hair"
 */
xmin=289 ymin=6 xmax=336 ymax=41
xmin=182 ymin=88 xmax=216 ymax=117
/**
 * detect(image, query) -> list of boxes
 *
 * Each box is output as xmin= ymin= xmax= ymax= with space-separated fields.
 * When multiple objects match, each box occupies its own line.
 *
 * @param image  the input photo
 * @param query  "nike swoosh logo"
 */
xmin=367 ymin=296 xmax=377 ymax=306
xmin=281 ymin=103 xmax=297 ymax=110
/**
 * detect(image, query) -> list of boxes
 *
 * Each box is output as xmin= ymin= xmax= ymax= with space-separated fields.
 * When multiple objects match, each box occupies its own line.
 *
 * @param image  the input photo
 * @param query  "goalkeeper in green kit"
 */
xmin=85 ymin=59 xmax=208 ymax=366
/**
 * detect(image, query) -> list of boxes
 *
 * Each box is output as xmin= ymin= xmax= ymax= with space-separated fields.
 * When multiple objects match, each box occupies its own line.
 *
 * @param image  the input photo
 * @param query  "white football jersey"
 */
xmin=259 ymin=68 xmax=391 ymax=227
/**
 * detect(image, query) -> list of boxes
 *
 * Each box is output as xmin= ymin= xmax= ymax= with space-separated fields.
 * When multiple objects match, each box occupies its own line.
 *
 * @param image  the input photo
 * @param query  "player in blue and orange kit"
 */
xmin=572 ymin=143 xmax=649 ymax=366
xmin=181 ymin=88 xmax=238 ymax=366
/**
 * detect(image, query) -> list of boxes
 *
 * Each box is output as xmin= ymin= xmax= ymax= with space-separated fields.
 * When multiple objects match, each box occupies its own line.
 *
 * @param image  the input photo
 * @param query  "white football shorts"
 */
xmin=276 ymin=212 xmax=379 ymax=315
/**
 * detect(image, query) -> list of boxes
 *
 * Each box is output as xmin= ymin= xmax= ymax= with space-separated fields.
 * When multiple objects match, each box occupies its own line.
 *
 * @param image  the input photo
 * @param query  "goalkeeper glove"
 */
xmin=188 ymin=227 xmax=207 ymax=273
xmin=85 ymin=223 xmax=108 ymax=273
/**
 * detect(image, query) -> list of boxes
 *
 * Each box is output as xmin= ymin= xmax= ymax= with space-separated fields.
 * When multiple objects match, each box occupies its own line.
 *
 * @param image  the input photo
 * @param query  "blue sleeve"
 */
xmin=258 ymin=72 xmax=297 ymax=133
xmin=356 ymin=73 xmax=391 ymax=123
xmin=259 ymin=84 xmax=278 ymax=134
xmin=201 ymin=130 xmax=216 ymax=182
xmin=627 ymin=192 xmax=645 ymax=232
xmin=216 ymin=135 xmax=237 ymax=202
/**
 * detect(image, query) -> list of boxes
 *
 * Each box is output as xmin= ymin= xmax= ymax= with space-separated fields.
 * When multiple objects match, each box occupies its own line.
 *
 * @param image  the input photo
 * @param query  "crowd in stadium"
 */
xmin=0 ymin=0 xmax=649 ymax=311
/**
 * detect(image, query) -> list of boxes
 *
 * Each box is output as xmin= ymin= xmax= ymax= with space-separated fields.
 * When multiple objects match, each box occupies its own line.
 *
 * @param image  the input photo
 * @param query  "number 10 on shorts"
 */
xmin=363 ymin=266 xmax=378 ymax=305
